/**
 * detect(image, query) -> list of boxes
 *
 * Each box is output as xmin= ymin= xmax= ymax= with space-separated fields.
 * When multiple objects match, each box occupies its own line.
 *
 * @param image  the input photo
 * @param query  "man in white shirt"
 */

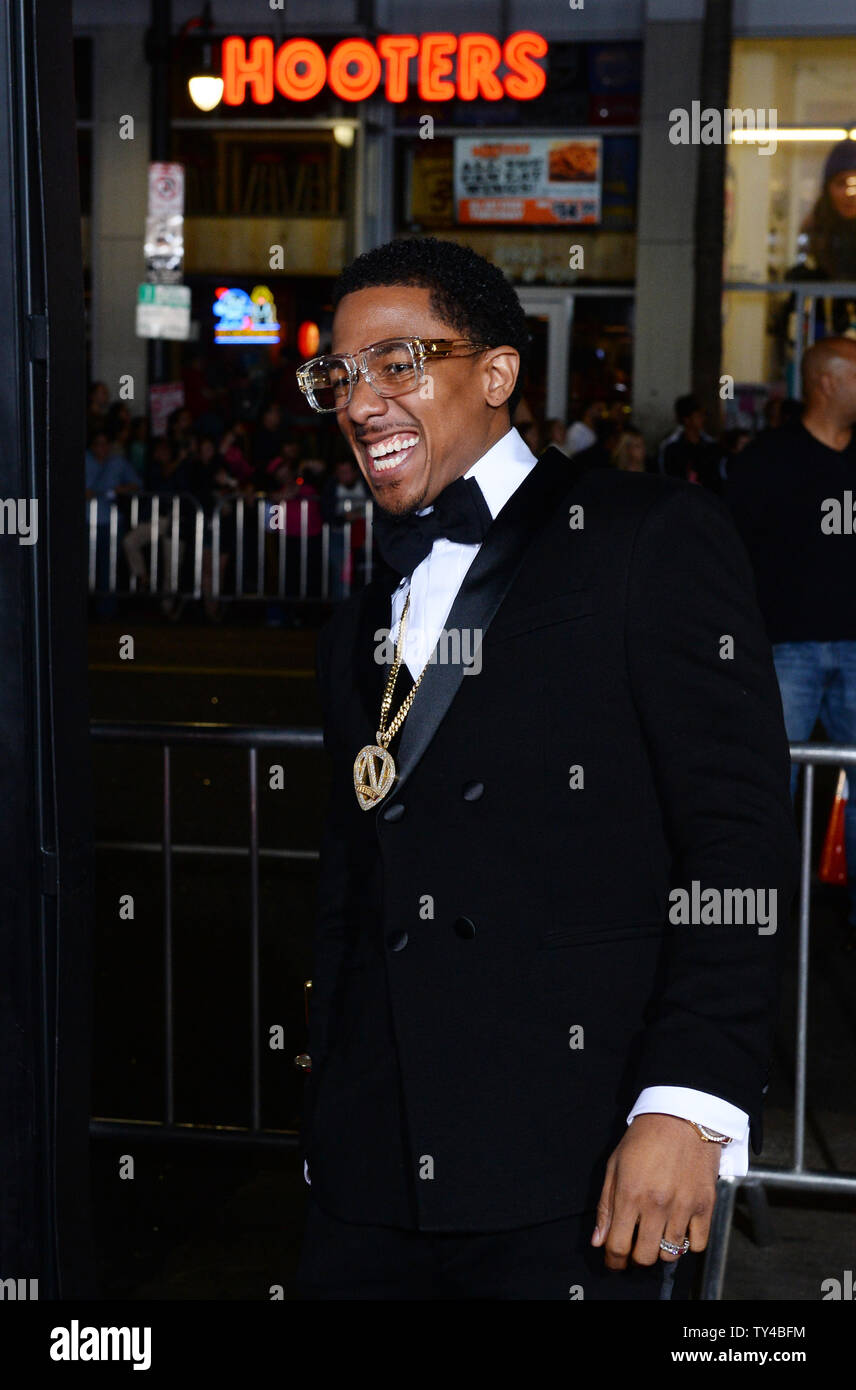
xmin=294 ymin=237 xmax=798 ymax=1300
xmin=565 ymin=399 xmax=602 ymax=456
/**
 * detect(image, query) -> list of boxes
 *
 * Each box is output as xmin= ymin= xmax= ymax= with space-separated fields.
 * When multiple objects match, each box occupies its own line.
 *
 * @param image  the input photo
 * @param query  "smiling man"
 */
xmin=294 ymin=237 xmax=799 ymax=1301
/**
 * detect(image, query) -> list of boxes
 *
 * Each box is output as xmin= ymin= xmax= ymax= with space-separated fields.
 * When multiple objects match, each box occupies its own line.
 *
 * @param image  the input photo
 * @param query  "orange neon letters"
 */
xmin=327 ymin=39 xmax=383 ymax=101
xmin=274 ymin=39 xmax=327 ymax=101
xmin=222 ymin=36 xmax=274 ymax=106
xmin=502 ymin=31 xmax=548 ymax=100
xmin=417 ymin=33 xmax=457 ymax=101
xmin=221 ymin=33 xmax=548 ymax=105
xmin=457 ymin=34 xmax=504 ymax=101
xmin=376 ymin=35 xmax=420 ymax=103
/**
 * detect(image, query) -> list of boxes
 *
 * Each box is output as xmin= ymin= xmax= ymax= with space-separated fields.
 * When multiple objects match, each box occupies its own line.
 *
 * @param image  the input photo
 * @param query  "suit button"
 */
xmin=383 ymin=801 xmax=405 ymax=821
xmin=462 ymin=780 xmax=484 ymax=801
xmin=454 ymin=916 xmax=476 ymax=939
xmin=387 ymin=930 xmax=408 ymax=952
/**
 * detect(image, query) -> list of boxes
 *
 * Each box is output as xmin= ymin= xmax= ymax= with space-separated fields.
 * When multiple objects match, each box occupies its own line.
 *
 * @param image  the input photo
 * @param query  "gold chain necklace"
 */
xmin=353 ymin=589 xmax=427 ymax=810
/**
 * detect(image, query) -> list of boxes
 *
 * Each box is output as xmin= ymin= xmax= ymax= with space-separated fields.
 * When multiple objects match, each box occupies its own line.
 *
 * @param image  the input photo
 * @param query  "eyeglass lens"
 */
xmin=306 ymin=340 xmax=420 ymax=410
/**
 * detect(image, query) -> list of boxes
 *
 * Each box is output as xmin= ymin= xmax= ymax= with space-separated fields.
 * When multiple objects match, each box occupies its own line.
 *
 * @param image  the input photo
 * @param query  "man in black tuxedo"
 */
xmin=294 ymin=237 xmax=799 ymax=1300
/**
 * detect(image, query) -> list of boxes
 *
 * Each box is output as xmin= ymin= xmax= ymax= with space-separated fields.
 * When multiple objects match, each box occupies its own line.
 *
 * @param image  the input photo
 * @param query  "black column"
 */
xmin=0 ymin=0 xmax=94 ymax=1297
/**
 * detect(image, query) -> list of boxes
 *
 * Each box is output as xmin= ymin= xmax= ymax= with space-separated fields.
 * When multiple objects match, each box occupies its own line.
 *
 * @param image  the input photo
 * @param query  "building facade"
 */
xmin=72 ymin=0 xmax=856 ymax=444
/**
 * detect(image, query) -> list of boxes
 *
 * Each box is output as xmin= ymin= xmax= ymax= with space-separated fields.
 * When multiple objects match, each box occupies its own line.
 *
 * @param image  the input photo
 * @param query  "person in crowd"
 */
xmin=297 ymin=454 xmax=328 ymax=489
xmin=727 ymin=336 xmax=856 ymax=950
xmin=779 ymin=398 xmax=804 ymax=430
xmin=84 ymin=427 xmax=142 ymax=618
xmin=512 ymin=396 xmax=540 ymax=455
xmin=572 ymin=413 xmax=623 ymax=470
xmin=658 ymin=394 xmax=720 ymax=489
xmin=612 ymin=425 xmax=648 ymax=472
xmin=193 ymin=430 xmax=254 ymax=622
xmin=87 ymin=380 xmax=110 ymax=436
xmin=121 ymin=435 xmax=194 ymax=616
xmin=565 ymin=399 xmax=602 ymax=457
xmin=105 ymin=403 xmax=133 ymax=463
xmin=805 ymin=139 xmax=856 ymax=281
xmin=253 ymin=401 xmax=286 ymax=476
xmin=262 ymin=456 xmax=323 ymax=626
xmin=717 ymin=426 xmax=752 ymax=487
xmin=166 ymin=405 xmax=195 ymax=450
xmin=543 ymin=418 xmax=569 ymax=455
xmin=129 ymin=416 xmax=149 ymax=477
xmin=218 ymin=420 xmax=255 ymax=487
xmin=321 ymin=455 xmax=369 ymax=599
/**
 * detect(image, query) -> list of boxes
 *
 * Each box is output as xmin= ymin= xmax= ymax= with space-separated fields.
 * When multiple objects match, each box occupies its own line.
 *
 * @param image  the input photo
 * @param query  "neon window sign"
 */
xmin=221 ymin=32 xmax=548 ymax=105
xmin=213 ymin=284 xmax=280 ymax=345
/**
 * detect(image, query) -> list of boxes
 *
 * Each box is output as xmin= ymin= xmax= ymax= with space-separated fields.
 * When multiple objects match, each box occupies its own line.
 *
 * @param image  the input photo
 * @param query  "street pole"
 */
xmin=692 ymin=0 xmax=733 ymax=432
xmin=146 ymin=0 xmax=172 ymax=390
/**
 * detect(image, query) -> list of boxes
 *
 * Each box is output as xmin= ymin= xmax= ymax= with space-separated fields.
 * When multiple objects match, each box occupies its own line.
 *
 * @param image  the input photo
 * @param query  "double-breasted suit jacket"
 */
xmin=302 ymin=445 xmax=799 ymax=1233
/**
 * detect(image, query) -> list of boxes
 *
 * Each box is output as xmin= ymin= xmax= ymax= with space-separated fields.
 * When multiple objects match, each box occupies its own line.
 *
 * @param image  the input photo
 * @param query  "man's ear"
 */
xmin=481 ymin=346 xmax=520 ymax=409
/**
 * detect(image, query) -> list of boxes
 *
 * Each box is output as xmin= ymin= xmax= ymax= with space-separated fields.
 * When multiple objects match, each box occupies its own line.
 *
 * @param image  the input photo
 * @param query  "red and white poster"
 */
xmin=454 ymin=136 xmax=601 ymax=225
xmin=149 ymin=381 xmax=185 ymax=437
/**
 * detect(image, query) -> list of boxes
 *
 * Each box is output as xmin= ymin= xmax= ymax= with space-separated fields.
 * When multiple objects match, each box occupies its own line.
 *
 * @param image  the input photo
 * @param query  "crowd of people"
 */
xmin=512 ymin=389 xmax=805 ymax=494
xmin=85 ymin=383 xmax=370 ymax=622
xmin=83 ymin=362 xmax=822 ymax=628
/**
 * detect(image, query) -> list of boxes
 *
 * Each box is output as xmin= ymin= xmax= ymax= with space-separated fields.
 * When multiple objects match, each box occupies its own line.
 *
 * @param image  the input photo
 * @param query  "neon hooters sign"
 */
xmin=221 ymin=32 xmax=548 ymax=105
xmin=213 ymin=285 xmax=280 ymax=345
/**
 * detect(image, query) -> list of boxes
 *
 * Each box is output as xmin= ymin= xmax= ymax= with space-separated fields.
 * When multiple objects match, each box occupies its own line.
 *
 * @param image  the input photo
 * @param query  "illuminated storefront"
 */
xmin=73 ymin=0 xmax=856 ymax=443
xmin=724 ymin=36 xmax=856 ymax=416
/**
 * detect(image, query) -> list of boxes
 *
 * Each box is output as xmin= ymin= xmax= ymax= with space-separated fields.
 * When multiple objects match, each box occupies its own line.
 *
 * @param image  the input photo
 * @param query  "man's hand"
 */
xmin=591 ymin=1113 xmax=721 ymax=1269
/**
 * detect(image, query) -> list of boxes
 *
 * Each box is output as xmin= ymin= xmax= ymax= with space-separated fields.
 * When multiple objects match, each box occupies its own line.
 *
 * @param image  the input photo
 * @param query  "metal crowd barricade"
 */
xmin=87 ymin=491 xmax=205 ymax=598
xmin=87 ymin=492 xmax=375 ymax=602
xmin=89 ymin=720 xmax=323 ymax=1150
xmin=700 ymin=742 xmax=856 ymax=1299
xmin=90 ymin=722 xmax=848 ymax=1289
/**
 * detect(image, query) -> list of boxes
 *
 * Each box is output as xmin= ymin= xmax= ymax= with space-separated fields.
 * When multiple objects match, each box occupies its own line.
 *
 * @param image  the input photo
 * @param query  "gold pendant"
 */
xmin=354 ymin=743 xmax=396 ymax=810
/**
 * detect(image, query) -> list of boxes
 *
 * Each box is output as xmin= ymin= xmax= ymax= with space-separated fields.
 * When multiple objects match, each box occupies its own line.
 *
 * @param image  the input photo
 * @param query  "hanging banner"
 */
xmin=454 ymin=136 xmax=602 ymax=225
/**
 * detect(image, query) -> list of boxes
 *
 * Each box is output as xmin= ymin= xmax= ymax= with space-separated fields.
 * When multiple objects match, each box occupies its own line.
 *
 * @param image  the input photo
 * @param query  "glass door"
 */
xmin=515 ymin=289 xmax=574 ymax=423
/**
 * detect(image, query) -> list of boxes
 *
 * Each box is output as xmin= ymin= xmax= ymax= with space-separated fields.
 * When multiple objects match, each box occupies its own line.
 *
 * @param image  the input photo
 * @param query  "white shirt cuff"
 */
xmin=627 ymin=1085 xmax=750 ymax=1177
xmin=303 ymin=1159 xmax=311 ymax=1186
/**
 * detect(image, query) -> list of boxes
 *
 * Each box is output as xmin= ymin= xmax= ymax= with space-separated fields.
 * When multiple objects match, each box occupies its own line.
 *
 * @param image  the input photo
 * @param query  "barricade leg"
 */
xmin=699 ymin=1176 xmax=738 ymax=1300
xmin=743 ymin=1177 xmax=774 ymax=1247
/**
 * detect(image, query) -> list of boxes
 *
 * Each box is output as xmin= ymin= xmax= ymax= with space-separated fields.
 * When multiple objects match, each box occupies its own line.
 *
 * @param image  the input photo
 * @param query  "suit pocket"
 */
xmin=488 ymin=588 xmax=596 ymax=643
xmin=536 ymin=919 xmax=665 ymax=950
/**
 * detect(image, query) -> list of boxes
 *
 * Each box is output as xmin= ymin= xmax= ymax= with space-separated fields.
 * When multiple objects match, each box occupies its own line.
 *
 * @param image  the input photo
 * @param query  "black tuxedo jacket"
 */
xmin=302 ymin=447 xmax=799 ymax=1232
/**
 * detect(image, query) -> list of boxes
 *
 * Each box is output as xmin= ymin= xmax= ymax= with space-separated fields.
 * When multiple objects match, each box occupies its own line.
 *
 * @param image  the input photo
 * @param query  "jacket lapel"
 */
xmin=390 ymin=445 xmax=582 ymax=798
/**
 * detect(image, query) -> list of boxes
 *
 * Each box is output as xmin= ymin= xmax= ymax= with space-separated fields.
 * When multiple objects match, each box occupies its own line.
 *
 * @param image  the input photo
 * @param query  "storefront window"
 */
xmin=392 ymin=41 xmax=639 ymax=289
xmin=724 ymin=38 xmax=856 ymax=399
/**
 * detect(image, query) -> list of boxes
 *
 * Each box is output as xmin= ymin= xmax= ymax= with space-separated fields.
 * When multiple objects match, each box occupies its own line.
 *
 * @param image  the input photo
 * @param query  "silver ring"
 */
xmin=659 ymin=1237 xmax=691 ymax=1256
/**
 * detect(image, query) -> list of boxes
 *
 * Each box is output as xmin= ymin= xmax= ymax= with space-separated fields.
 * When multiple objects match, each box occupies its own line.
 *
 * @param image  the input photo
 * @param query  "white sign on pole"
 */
xmin=148 ymin=162 xmax=185 ymax=216
xmin=136 ymin=283 xmax=191 ymax=341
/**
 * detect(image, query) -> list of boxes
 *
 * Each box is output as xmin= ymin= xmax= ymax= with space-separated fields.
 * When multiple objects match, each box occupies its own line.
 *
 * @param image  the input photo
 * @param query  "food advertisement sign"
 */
xmin=454 ymin=136 xmax=601 ymax=225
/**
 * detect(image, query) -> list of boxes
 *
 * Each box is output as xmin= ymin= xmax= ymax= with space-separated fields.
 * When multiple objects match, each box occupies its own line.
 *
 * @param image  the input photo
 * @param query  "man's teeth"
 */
xmin=367 ymin=434 xmax=418 ymax=468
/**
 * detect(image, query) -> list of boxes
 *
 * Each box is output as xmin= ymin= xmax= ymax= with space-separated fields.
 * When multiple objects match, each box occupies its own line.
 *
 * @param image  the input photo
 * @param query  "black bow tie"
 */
xmin=373 ymin=475 xmax=493 ymax=576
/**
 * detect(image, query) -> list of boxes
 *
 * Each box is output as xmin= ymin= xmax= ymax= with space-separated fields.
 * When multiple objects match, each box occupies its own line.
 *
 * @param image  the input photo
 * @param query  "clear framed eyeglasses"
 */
xmin=295 ymin=337 xmax=489 ymax=413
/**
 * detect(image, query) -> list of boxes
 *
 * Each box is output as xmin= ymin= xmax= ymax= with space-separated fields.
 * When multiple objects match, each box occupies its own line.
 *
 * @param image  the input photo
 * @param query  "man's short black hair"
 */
xmin=332 ymin=236 xmax=530 ymax=418
xmin=675 ymin=393 xmax=702 ymax=422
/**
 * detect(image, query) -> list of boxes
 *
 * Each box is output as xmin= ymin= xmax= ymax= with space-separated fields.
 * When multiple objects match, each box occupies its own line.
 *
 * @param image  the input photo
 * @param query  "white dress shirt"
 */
xmin=305 ymin=426 xmax=750 ymax=1186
